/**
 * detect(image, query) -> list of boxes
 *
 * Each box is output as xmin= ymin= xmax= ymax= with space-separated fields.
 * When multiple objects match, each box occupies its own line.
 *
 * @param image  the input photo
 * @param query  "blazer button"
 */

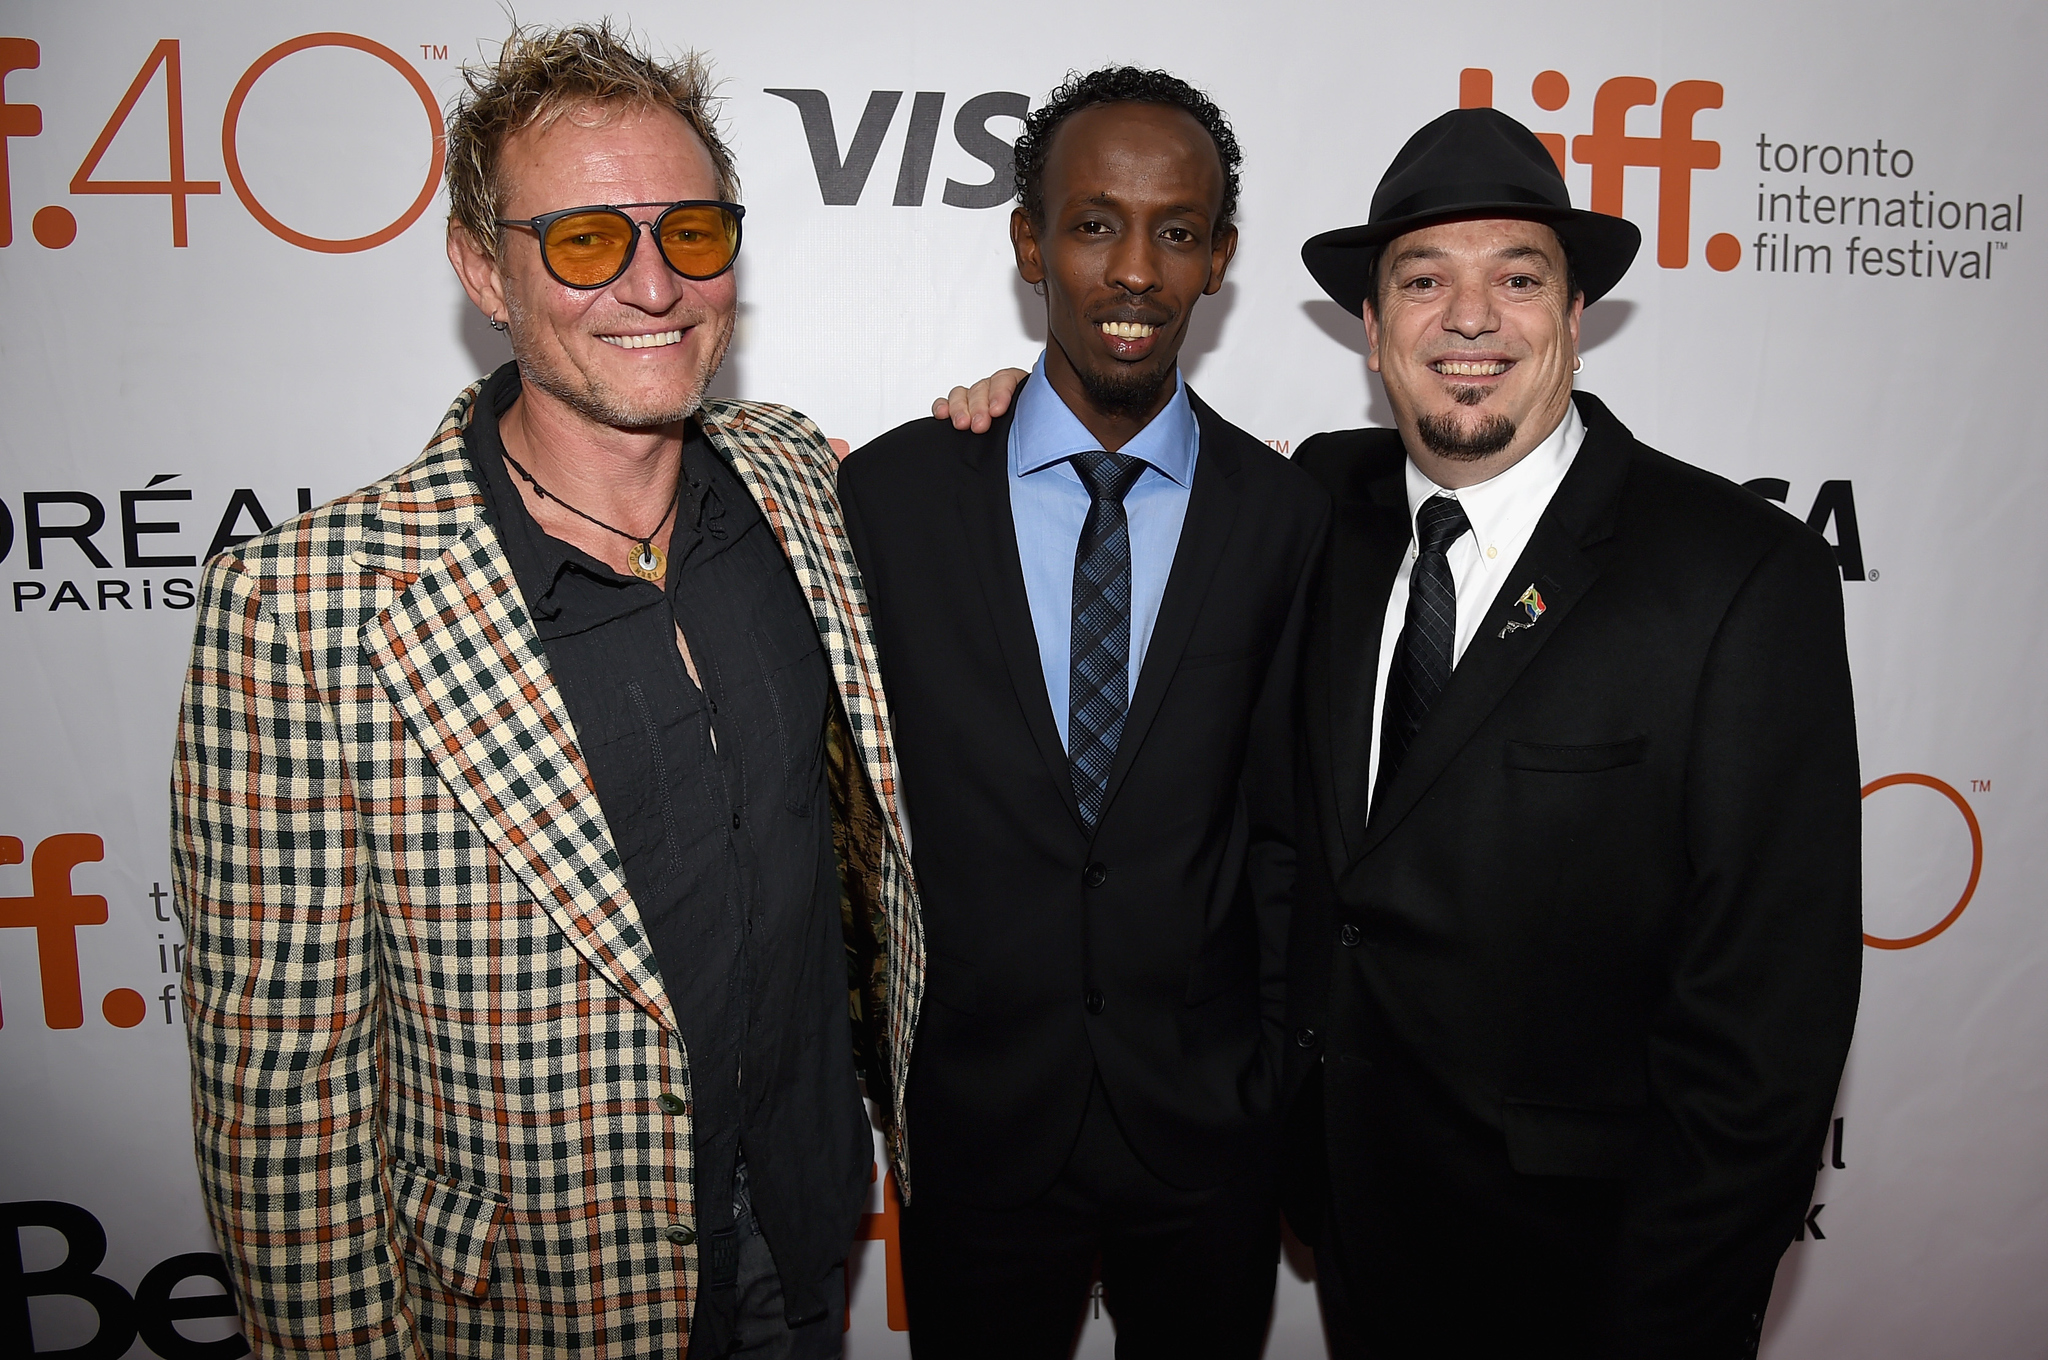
xmin=1339 ymin=923 xmax=1361 ymax=948
xmin=1083 ymin=862 xmax=1108 ymax=888
xmin=1085 ymin=989 xmax=1106 ymax=1014
xmin=664 ymin=1224 xmax=696 ymax=1247
xmin=657 ymin=1092 xmax=686 ymax=1116
xmin=1294 ymin=1027 xmax=1318 ymax=1049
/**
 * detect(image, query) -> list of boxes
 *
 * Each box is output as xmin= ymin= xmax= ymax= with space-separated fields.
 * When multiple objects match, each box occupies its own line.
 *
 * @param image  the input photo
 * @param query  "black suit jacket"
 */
xmin=840 ymin=389 xmax=1329 ymax=1206
xmin=1285 ymin=392 xmax=1861 ymax=1358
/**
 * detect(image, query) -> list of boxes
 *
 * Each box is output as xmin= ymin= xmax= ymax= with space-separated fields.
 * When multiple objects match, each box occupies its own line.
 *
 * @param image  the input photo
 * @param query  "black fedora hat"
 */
xmin=1302 ymin=107 xmax=1641 ymax=315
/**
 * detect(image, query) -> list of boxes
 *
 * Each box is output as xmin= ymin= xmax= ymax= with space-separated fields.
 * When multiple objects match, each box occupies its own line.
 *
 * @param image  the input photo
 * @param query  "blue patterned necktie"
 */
xmin=1068 ymin=450 xmax=1149 ymax=830
xmin=1375 ymin=493 xmax=1472 ymax=812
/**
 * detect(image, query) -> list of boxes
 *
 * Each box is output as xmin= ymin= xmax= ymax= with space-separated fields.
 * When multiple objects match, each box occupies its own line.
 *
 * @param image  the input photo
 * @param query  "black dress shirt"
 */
xmin=466 ymin=363 xmax=868 ymax=1344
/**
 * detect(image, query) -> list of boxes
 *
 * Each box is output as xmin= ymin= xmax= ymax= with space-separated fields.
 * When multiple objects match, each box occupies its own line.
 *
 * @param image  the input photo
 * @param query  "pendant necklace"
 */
xmin=500 ymin=447 xmax=682 ymax=583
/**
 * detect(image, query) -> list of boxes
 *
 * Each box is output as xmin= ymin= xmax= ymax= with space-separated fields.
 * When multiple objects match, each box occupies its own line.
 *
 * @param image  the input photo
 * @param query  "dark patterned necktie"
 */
xmin=1375 ymin=493 xmax=1473 ymax=810
xmin=1068 ymin=450 xmax=1149 ymax=830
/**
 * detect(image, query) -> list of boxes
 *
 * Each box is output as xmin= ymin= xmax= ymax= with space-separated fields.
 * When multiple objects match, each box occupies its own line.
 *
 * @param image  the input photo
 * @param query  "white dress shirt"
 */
xmin=1364 ymin=401 xmax=1586 ymax=806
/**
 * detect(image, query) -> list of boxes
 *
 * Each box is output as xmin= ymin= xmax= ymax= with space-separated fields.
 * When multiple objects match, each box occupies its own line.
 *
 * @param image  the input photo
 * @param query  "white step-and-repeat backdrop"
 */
xmin=2 ymin=1 xmax=2042 ymax=1355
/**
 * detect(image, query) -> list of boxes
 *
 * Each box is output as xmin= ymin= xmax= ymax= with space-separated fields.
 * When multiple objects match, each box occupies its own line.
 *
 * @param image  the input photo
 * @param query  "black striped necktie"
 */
xmin=1375 ymin=493 xmax=1472 ymax=810
xmin=1067 ymin=450 xmax=1148 ymax=830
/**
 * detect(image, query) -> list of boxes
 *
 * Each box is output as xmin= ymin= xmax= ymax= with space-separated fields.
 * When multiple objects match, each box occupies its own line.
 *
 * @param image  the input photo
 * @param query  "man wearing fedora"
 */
xmin=937 ymin=106 xmax=1861 ymax=1359
xmin=1278 ymin=108 xmax=1862 ymax=1357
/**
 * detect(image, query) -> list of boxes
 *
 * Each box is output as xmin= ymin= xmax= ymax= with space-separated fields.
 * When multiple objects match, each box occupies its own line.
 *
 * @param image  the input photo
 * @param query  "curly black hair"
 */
xmin=1013 ymin=66 xmax=1242 ymax=234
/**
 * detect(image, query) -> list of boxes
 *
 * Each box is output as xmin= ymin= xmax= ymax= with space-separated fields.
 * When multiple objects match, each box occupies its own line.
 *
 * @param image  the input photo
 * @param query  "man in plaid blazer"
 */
xmin=170 ymin=26 xmax=920 ymax=1359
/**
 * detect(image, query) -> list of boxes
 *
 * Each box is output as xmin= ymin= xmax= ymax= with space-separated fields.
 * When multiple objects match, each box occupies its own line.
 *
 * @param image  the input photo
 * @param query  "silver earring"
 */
xmin=489 ymin=315 xmax=508 ymax=332
xmin=1572 ymin=355 xmax=1583 ymax=374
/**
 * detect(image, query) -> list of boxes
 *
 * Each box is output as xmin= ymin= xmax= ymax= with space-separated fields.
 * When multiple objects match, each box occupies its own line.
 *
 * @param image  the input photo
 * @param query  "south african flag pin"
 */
xmin=1497 ymin=585 xmax=1547 ymax=638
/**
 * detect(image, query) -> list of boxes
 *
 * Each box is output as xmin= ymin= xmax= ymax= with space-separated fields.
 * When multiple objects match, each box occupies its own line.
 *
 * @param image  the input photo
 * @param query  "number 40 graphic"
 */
xmin=1 ymin=32 xmax=446 ymax=254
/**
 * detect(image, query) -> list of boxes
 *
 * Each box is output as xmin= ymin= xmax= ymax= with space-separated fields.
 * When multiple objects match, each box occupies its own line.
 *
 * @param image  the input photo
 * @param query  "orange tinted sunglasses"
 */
xmin=495 ymin=200 xmax=745 ymax=289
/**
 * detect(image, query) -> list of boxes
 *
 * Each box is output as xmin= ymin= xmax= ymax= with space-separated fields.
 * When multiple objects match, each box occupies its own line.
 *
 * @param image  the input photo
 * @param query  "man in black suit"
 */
xmin=1277 ymin=109 xmax=1863 ymax=1358
xmin=837 ymin=68 xmax=1327 ymax=1359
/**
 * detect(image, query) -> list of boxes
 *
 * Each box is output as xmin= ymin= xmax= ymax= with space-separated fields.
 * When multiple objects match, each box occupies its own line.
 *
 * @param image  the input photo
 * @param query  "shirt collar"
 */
xmin=469 ymin=361 xmax=722 ymax=630
xmin=1403 ymin=399 xmax=1584 ymax=548
xmin=470 ymin=363 xmax=575 ymax=590
xmin=1010 ymin=351 xmax=1199 ymax=487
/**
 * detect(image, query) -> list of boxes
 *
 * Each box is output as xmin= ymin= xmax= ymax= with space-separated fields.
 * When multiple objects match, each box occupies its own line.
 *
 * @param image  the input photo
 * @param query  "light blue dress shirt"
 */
xmin=1008 ymin=352 xmax=1199 ymax=750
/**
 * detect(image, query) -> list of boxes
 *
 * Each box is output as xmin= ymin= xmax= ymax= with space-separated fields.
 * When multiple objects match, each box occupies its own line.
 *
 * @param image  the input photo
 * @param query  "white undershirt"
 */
xmin=1364 ymin=402 xmax=1586 ymax=806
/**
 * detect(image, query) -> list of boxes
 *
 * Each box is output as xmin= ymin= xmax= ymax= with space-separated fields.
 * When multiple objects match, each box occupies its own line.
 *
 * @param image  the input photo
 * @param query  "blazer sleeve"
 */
xmin=1245 ymin=497 xmax=1331 ymax=1060
xmin=171 ymin=555 xmax=424 ymax=1359
xmin=1603 ymin=527 xmax=1862 ymax=1356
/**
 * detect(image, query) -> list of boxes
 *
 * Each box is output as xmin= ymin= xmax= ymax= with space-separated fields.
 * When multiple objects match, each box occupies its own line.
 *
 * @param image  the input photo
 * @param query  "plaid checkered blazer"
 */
xmin=170 ymin=381 xmax=925 ymax=1358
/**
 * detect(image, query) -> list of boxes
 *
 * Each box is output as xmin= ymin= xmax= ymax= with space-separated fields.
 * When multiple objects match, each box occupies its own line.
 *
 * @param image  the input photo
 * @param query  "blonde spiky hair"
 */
xmin=445 ymin=21 xmax=739 ymax=256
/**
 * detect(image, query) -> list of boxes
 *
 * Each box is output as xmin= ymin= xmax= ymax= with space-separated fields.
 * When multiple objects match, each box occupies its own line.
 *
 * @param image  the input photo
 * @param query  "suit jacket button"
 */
xmin=664 ymin=1224 xmax=696 ymax=1246
xmin=1294 ymin=1027 xmax=1318 ymax=1049
xmin=657 ymin=1092 xmax=686 ymax=1116
xmin=1083 ymin=862 xmax=1108 ymax=888
xmin=1339 ymin=923 xmax=1361 ymax=947
xmin=1085 ymin=989 xmax=1106 ymax=1014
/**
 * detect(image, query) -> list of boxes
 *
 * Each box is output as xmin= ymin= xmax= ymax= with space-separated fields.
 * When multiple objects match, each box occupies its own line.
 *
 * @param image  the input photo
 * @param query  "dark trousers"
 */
xmin=1309 ymin=1197 xmax=1775 ymax=1360
xmin=899 ymin=1076 xmax=1279 ymax=1360
xmin=1309 ymin=1175 xmax=1624 ymax=1360
xmin=699 ymin=1158 xmax=846 ymax=1360
xmin=726 ymin=1224 xmax=844 ymax=1360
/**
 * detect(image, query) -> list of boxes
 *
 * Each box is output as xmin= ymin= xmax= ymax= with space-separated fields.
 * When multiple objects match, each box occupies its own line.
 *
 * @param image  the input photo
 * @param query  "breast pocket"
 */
xmin=747 ymin=627 xmax=829 ymax=818
xmin=1503 ymin=735 xmax=1648 ymax=773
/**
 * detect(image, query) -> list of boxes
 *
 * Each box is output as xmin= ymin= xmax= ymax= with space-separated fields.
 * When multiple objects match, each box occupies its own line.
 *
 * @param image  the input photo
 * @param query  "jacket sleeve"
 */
xmin=170 ymin=554 xmax=423 ymax=1358
xmin=1603 ymin=528 xmax=1862 ymax=1356
xmin=1244 ymin=498 xmax=1332 ymax=1073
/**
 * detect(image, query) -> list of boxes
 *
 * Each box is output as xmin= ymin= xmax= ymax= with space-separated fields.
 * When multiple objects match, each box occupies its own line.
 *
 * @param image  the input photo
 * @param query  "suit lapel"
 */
xmin=955 ymin=410 xmax=1086 ymax=829
xmin=1356 ymin=395 xmax=1632 ymax=858
xmin=1317 ymin=453 xmax=1411 ymax=877
xmin=1098 ymin=392 xmax=1243 ymax=819
xmin=356 ymin=418 xmax=676 ymax=1036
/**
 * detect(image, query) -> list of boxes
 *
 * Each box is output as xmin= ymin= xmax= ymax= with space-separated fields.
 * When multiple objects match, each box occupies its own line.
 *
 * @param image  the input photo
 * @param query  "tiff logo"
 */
xmin=850 ymin=1162 xmax=907 ymax=1330
xmin=1461 ymin=67 xmax=1739 ymax=272
xmin=0 ymin=833 xmax=166 ymax=1029
xmin=767 ymin=88 xmax=1026 ymax=208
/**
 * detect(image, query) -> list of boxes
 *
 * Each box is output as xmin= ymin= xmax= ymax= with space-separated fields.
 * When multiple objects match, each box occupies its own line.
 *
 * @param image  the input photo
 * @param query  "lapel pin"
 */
xmin=1497 ymin=585 xmax=1547 ymax=638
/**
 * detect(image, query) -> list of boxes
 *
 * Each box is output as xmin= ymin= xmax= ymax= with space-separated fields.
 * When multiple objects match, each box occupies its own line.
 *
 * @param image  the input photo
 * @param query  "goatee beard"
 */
xmin=1416 ymin=410 xmax=1516 ymax=461
xmin=1077 ymin=360 xmax=1172 ymax=422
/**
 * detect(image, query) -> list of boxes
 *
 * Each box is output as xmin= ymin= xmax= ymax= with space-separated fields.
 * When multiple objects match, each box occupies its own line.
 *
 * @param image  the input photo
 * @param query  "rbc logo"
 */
xmin=1460 ymin=67 xmax=1741 ymax=272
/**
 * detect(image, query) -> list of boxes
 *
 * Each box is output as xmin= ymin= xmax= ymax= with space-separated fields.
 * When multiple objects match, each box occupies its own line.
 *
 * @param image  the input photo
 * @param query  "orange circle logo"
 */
xmin=1861 ymin=773 xmax=1982 ymax=949
xmin=220 ymin=33 xmax=446 ymax=254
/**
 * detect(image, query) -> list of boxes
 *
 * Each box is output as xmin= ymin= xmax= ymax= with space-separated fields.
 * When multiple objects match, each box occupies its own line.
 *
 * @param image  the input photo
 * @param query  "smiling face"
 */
xmin=1012 ymin=101 xmax=1236 ymax=449
xmin=1364 ymin=216 xmax=1583 ymax=485
xmin=449 ymin=102 xmax=735 ymax=431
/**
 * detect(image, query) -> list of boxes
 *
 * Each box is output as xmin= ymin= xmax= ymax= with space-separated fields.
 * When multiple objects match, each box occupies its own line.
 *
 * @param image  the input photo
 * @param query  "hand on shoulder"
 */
xmin=930 ymin=368 xmax=1030 ymax=432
